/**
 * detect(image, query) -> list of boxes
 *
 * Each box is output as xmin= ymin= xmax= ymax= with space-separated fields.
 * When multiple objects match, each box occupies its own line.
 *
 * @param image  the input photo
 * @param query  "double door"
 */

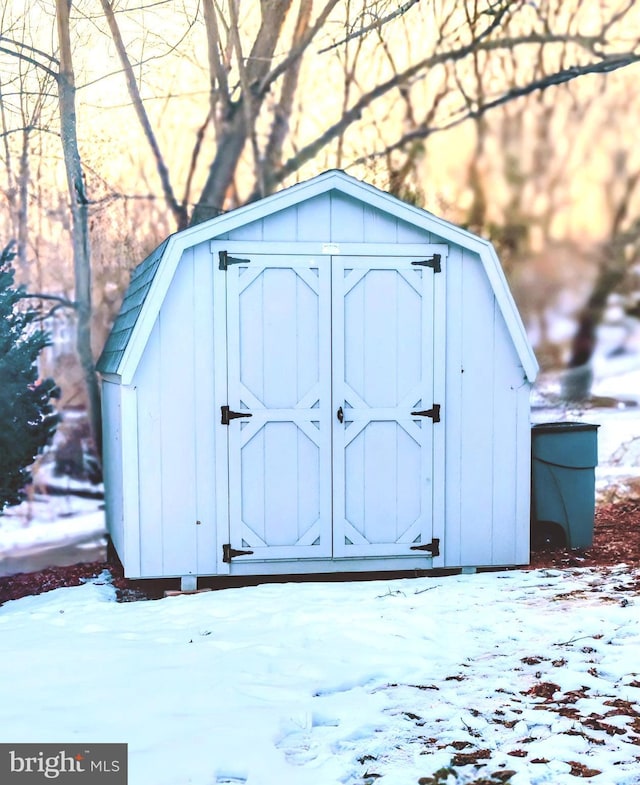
xmin=217 ymin=251 xmax=440 ymax=564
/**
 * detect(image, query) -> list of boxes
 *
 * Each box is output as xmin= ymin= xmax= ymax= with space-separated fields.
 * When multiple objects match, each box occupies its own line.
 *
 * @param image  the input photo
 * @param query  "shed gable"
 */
xmin=221 ymin=192 xmax=433 ymax=245
xmin=97 ymin=170 xmax=537 ymax=384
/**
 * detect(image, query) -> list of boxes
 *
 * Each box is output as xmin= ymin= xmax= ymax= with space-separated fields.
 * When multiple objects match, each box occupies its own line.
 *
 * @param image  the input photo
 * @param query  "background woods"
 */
xmin=1 ymin=0 xmax=640 ymax=460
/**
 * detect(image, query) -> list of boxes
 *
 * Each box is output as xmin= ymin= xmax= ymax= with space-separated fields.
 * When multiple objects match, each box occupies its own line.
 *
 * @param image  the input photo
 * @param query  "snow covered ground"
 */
xmin=0 ymin=491 xmax=105 ymax=577
xmin=1 ymin=566 xmax=640 ymax=785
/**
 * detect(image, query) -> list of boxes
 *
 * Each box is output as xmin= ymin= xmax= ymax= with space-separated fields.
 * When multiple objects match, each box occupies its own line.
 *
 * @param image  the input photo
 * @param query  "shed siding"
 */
xmin=444 ymin=247 xmax=529 ymax=567
xmin=225 ymin=192 xmax=433 ymax=245
xmin=193 ymin=241 xmax=217 ymax=575
xmin=134 ymin=246 xmax=215 ymax=577
xmin=102 ymin=381 xmax=124 ymax=559
xmin=297 ymin=194 xmax=331 ymax=240
xmin=490 ymin=300 xmax=528 ymax=565
xmin=135 ymin=319 xmax=163 ymax=575
xmin=443 ymin=245 xmax=464 ymax=567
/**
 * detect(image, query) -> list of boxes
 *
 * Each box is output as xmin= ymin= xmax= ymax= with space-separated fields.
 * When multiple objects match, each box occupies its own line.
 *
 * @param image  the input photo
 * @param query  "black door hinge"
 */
xmin=219 ymin=251 xmax=250 ymax=270
xmin=411 ymin=254 xmax=441 ymax=273
xmin=221 ymin=405 xmax=252 ymax=425
xmin=411 ymin=404 xmax=441 ymax=422
xmin=222 ymin=543 xmax=254 ymax=563
xmin=410 ymin=538 xmax=440 ymax=557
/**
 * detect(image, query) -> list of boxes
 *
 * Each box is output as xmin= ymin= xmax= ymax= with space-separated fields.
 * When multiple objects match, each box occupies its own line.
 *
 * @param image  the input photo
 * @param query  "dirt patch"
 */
xmin=528 ymin=499 xmax=640 ymax=569
xmin=2 ymin=499 xmax=640 ymax=605
xmin=0 ymin=560 xmax=164 ymax=605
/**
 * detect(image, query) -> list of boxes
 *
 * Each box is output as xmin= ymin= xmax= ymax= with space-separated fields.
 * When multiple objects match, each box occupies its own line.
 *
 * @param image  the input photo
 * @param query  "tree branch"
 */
xmin=0 ymin=45 xmax=58 ymax=81
xmin=257 ymin=0 xmax=341 ymax=97
xmin=0 ymin=36 xmax=60 ymax=66
xmin=202 ymin=0 xmax=231 ymax=136
xmin=98 ymin=0 xmax=188 ymax=230
xmin=355 ymin=53 xmax=640 ymax=165
xmin=273 ymin=30 xmax=627 ymax=187
xmin=317 ymin=0 xmax=421 ymax=55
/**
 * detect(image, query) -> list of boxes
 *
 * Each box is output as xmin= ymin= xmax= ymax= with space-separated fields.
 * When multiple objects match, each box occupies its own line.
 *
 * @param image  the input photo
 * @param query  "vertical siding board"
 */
xmin=228 ymin=219 xmax=263 ymax=241
xmin=396 ymin=218 xmax=430 ymax=242
xmin=443 ymin=246 xmax=463 ymax=567
xmin=262 ymin=207 xmax=297 ymax=241
xmin=212 ymin=248 xmax=230 ymax=573
xmin=490 ymin=301 xmax=521 ymax=565
xmin=296 ymin=194 xmax=331 ymax=240
xmin=363 ymin=205 xmax=397 ymax=242
xmin=101 ymin=381 xmax=124 ymax=559
xmin=135 ymin=320 xmax=163 ymax=576
xmin=330 ymin=193 xmax=365 ymax=241
xmin=193 ymin=242 xmax=217 ymax=575
xmin=158 ymin=248 xmax=198 ymax=575
xmin=515 ymin=383 xmax=532 ymax=564
xmin=121 ymin=385 xmax=141 ymax=577
xmin=459 ymin=248 xmax=495 ymax=566
xmin=431 ymin=247 xmax=447 ymax=567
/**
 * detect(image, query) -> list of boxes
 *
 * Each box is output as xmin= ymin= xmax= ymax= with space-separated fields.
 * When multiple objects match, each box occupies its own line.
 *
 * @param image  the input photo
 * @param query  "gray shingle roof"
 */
xmin=96 ymin=237 xmax=171 ymax=375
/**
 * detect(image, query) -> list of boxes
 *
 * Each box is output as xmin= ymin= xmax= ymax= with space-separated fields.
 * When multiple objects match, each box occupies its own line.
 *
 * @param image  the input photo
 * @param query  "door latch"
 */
xmin=337 ymin=406 xmax=344 ymax=423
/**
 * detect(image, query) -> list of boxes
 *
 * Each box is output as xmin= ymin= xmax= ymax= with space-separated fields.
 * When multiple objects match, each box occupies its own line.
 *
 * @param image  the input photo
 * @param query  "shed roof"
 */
xmin=97 ymin=170 xmax=538 ymax=384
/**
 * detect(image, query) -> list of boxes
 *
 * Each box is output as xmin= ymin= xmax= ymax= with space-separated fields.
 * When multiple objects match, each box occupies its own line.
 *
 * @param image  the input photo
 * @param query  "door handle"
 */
xmin=337 ymin=406 xmax=344 ymax=423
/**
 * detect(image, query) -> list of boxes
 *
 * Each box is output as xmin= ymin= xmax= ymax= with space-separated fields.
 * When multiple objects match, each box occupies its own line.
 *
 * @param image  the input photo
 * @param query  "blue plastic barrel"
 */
xmin=531 ymin=422 xmax=599 ymax=549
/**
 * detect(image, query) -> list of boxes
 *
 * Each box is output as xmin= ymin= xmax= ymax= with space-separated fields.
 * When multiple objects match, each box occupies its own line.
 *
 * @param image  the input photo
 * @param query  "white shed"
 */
xmin=97 ymin=170 xmax=538 ymax=585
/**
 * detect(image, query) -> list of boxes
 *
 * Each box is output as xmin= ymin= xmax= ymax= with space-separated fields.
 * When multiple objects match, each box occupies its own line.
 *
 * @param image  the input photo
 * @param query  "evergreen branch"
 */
xmin=17 ymin=292 xmax=77 ymax=310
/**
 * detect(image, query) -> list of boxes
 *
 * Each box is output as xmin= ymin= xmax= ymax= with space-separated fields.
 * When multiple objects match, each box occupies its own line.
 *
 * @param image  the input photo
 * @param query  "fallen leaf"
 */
xmin=568 ymin=761 xmax=602 ymax=777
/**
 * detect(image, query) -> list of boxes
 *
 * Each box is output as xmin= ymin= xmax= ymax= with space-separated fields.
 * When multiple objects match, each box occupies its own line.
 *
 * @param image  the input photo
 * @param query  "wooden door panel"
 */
xmin=226 ymin=256 xmax=332 ymax=560
xmin=333 ymin=257 xmax=436 ymax=558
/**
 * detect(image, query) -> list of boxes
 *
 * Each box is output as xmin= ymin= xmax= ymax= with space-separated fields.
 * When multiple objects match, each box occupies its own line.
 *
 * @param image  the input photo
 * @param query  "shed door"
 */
xmin=225 ymin=255 xmax=333 ymax=560
xmin=223 ymin=253 xmax=437 ymax=562
xmin=332 ymin=257 xmax=435 ymax=557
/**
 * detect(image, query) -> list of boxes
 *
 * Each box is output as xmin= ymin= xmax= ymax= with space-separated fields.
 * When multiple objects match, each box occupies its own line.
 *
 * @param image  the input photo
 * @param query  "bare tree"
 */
xmin=0 ymin=12 xmax=56 ymax=280
xmin=92 ymin=0 xmax=638 ymax=227
xmin=56 ymin=0 xmax=101 ymax=458
xmin=1 ymin=1 xmax=102 ymax=458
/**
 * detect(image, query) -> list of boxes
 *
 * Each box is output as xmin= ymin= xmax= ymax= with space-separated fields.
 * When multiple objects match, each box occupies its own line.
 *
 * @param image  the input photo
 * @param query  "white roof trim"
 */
xmin=117 ymin=170 xmax=538 ymax=384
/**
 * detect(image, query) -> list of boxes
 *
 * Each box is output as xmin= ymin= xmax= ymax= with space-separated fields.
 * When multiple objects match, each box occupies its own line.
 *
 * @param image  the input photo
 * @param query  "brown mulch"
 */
xmin=528 ymin=499 xmax=640 ymax=569
xmin=1 ymin=500 xmax=640 ymax=606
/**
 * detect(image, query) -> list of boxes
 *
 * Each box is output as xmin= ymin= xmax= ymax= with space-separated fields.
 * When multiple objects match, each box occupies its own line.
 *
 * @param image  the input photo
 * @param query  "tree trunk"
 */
xmin=189 ymin=109 xmax=247 ymax=226
xmin=17 ymin=128 xmax=30 ymax=280
xmin=56 ymin=0 xmax=102 ymax=465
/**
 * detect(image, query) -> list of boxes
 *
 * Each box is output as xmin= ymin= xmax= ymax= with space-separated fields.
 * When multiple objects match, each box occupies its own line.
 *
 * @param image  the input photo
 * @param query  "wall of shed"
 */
xmin=443 ymin=246 xmax=531 ymax=567
xmin=102 ymin=380 xmax=124 ymax=561
xmin=132 ymin=244 xmax=217 ymax=578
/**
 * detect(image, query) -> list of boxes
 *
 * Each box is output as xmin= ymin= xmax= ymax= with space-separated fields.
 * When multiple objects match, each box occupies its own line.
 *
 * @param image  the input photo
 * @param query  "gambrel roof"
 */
xmin=97 ymin=170 xmax=538 ymax=384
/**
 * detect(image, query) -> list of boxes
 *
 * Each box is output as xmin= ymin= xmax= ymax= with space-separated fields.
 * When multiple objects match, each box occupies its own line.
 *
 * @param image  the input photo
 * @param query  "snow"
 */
xmin=0 ymin=494 xmax=105 ymax=577
xmin=1 ymin=567 xmax=640 ymax=785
